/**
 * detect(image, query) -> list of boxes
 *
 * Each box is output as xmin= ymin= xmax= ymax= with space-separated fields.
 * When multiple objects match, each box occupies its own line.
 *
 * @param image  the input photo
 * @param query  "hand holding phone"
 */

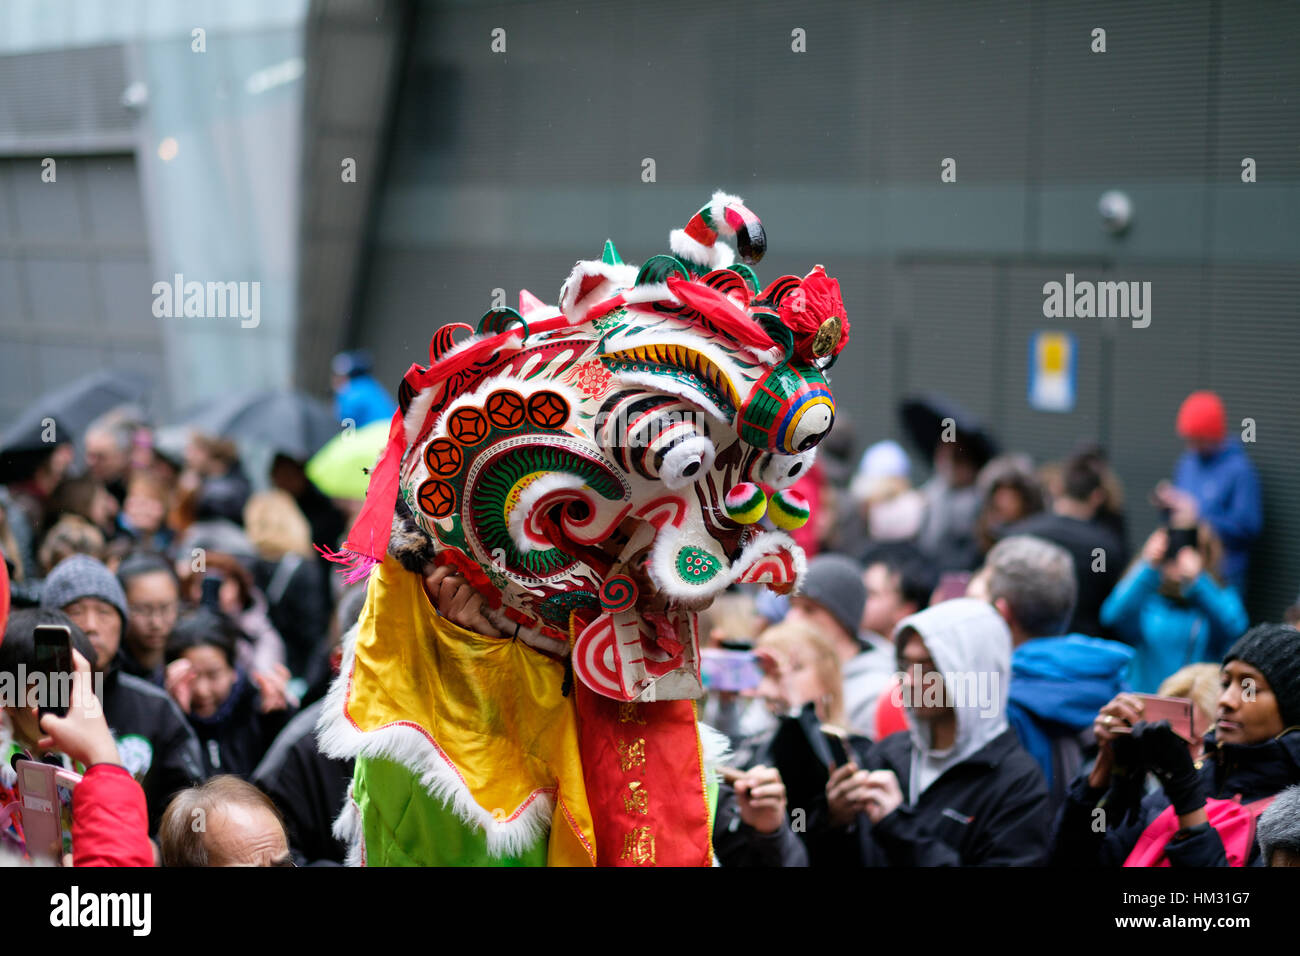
xmin=36 ymin=649 xmax=118 ymax=769
xmin=1110 ymin=694 xmax=1203 ymax=758
xmin=34 ymin=624 xmax=73 ymax=719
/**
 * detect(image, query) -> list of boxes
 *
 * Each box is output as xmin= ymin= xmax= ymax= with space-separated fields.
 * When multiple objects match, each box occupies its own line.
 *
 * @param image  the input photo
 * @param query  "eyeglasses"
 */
xmin=128 ymin=603 xmax=179 ymax=620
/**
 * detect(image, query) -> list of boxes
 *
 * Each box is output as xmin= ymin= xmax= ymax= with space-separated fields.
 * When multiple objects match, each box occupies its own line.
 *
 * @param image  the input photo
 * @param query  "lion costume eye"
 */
xmin=757 ymin=448 xmax=816 ymax=490
xmin=658 ymin=435 xmax=716 ymax=489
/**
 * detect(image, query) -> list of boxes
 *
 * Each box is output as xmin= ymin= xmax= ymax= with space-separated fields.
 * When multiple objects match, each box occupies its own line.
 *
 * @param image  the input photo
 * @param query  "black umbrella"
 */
xmin=898 ymin=394 xmax=999 ymax=467
xmin=176 ymin=389 xmax=339 ymax=461
xmin=0 ymin=370 xmax=150 ymax=454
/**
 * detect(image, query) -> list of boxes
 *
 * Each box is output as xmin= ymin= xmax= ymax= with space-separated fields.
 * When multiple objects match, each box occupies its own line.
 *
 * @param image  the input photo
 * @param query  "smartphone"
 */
xmin=700 ymin=648 xmax=762 ymax=693
xmin=821 ymin=724 xmax=851 ymax=766
xmin=1131 ymin=693 xmax=1201 ymax=742
xmin=14 ymin=759 xmax=81 ymax=863
xmin=1165 ymin=526 xmax=1199 ymax=559
xmin=33 ymin=624 xmax=73 ymax=719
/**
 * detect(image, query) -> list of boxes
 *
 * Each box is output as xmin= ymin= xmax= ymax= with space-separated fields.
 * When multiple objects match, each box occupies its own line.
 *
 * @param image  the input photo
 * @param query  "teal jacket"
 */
xmin=1099 ymin=562 xmax=1248 ymax=692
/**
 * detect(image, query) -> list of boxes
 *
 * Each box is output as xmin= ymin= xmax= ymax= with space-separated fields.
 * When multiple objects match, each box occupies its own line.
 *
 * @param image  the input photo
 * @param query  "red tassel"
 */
xmin=337 ymin=407 xmax=408 ymax=565
xmin=315 ymin=544 xmax=381 ymax=584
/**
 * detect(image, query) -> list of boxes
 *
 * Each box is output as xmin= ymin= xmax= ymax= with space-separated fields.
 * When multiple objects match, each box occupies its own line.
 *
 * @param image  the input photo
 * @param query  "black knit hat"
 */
xmin=1223 ymin=624 xmax=1300 ymax=730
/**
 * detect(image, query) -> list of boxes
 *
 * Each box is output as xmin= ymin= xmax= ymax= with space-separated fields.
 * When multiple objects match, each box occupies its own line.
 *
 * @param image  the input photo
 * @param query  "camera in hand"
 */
xmin=1165 ymin=525 xmax=1199 ymax=560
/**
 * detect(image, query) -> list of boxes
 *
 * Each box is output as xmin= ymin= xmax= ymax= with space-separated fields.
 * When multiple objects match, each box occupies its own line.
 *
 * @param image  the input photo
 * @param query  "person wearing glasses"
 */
xmin=117 ymin=551 xmax=182 ymax=687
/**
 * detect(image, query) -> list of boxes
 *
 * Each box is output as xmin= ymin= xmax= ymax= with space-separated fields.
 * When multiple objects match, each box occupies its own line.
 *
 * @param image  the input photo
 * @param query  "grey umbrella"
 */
xmin=176 ymin=389 xmax=339 ymax=461
xmin=0 ymin=370 xmax=150 ymax=453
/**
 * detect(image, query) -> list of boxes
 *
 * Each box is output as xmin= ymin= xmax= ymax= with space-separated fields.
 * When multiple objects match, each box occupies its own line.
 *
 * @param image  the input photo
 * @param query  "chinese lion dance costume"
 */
xmin=318 ymin=192 xmax=851 ymax=865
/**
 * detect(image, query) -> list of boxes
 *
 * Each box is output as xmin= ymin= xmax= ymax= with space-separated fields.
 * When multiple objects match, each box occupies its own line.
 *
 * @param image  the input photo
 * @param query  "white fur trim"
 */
xmin=402 ymin=385 xmax=439 ymax=449
xmin=559 ymin=260 xmax=639 ymax=321
xmin=318 ymin=617 xmax=555 ymax=859
xmin=670 ymin=229 xmax=735 ymax=271
xmin=618 ymin=282 xmax=677 ymax=306
xmin=698 ymin=721 xmax=733 ymax=772
xmin=707 ymin=191 xmax=745 ymax=235
xmin=332 ymin=786 xmax=365 ymax=866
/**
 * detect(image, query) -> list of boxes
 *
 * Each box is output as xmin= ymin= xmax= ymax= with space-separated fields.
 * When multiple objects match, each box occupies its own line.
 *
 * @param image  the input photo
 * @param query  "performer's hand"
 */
xmin=423 ymin=565 xmax=503 ymax=638
xmin=734 ymin=764 xmax=788 ymax=835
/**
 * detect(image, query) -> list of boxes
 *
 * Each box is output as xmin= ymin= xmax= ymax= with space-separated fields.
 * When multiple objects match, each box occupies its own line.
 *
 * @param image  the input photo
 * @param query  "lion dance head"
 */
xmin=333 ymin=191 xmax=850 ymax=706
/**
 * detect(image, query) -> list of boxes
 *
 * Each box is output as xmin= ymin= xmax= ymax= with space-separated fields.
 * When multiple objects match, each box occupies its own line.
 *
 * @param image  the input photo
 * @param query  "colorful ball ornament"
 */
xmin=599 ymin=574 xmax=638 ymax=613
xmin=723 ymin=482 xmax=767 ymax=524
xmin=768 ymin=488 xmax=810 ymax=530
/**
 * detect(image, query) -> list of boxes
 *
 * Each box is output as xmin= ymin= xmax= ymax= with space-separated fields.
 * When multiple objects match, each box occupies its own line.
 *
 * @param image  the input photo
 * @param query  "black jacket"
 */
xmin=114 ymin=648 xmax=164 ymax=688
xmin=852 ymin=728 xmax=1052 ymax=866
xmin=738 ymin=720 xmax=875 ymax=868
xmin=186 ymin=671 xmax=296 ymax=778
xmin=712 ymin=783 xmax=809 ymax=867
xmin=1002 ymin=512 xmax=1128 ymax=641
xmin=253 ymin=554 xmax=332 ymax=678
xmin=100 ymin=667 xmax=206 ymax=835
xmin=1051 ymin=729 xmax=1300 ymax=867
xmin=251 ymin=700 xmax=353 ymax=865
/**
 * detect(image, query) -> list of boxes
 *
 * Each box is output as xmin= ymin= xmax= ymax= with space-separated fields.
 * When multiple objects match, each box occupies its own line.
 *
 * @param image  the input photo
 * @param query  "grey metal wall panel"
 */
xmin=1207 ymin=266 xmax=1300 ymax=616
xmin=350 ymin=0 xmax=1300 ymax=621
xmin=0 ymin=45 xmax=133 ymax=153
xmin=998 ymin=264 xmax=1105 ymax=460
xmin=1039 ymin=0 xmax=1213 ymax=182
xmin=0 ymin=154 xmax=159 ymax=425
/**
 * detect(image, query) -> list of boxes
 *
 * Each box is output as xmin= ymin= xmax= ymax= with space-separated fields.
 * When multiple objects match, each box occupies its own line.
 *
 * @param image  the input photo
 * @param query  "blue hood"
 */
xmin=1009 ymin=635 xmax=1134 ymax=730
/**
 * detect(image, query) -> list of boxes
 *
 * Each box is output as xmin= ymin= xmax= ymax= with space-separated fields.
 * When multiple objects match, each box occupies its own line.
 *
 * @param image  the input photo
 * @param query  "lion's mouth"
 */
xmin=563 ymin=509 xmax=802 ymax=701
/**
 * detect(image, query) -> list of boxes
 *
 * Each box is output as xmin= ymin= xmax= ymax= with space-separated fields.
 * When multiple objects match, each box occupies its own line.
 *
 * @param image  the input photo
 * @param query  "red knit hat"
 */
xmin=1176 ymin=390 xmax=1226 ymax=442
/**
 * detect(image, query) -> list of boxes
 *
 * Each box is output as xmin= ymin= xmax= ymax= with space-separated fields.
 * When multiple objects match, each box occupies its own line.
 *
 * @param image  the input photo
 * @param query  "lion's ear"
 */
xmin=558 ymin=246 xmax=639 ymax=322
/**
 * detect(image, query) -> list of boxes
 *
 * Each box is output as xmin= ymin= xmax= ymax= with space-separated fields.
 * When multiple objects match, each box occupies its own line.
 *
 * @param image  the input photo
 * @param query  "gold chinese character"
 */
xmin=617 ymin=701 xmax=645 ymax=725
xmin=620 ymin=826 xmax=655 ymax=865
xmin=624 ymin=781 xmax=648 ymax=816
xmin=616 ymin=737 xmax=646 ymax=772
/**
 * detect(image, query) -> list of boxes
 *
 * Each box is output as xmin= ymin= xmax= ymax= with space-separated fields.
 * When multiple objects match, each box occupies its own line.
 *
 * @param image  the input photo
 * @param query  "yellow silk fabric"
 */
xmin=344 ymin=554 xmax=597 ymax=866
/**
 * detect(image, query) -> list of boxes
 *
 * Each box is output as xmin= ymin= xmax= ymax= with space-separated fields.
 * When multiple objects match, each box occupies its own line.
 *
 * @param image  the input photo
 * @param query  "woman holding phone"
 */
xmin=1099 ymin=522 xmax=1248 ymax=693
xmin=1052 ymin=623 xmax=1300 ymax=866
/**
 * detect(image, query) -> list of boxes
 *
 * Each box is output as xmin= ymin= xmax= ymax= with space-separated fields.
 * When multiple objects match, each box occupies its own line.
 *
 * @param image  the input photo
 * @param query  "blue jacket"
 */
xmin=334 ymin=375 xmax=396 ymax=429
xmin=1099 ymin=562 xmax=1249 ymax=693
xmin=1007 ymin=635 xmax=1134 ymax=797
xmin=1173 ymin=441 xmax=1261 ymax=590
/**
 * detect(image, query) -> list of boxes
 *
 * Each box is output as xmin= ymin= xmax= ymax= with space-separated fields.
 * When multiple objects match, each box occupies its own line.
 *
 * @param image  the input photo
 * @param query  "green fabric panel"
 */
xmin=353 ymin=754 xmax=548 ymax=867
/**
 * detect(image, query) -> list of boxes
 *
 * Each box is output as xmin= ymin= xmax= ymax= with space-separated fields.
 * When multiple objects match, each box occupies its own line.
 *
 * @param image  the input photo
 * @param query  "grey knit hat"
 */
xmin=797 ymin=553 xmax=867 ymax=640
xmin=1224 ymin=623 xmax=1300 ymax=731
xmin=41 ymin=554 xmax=129 ymax=628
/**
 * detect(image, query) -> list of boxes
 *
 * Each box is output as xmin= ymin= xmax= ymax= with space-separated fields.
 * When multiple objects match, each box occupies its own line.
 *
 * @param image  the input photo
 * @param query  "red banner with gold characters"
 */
xmin=574 ymin=686 xmax=713 ymax=866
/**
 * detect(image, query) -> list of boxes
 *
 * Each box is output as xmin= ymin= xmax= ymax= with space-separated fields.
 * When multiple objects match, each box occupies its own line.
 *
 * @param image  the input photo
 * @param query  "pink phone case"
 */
xmin=15 ymin=759 xmax=82 ymax=862
xmin=1132 ymin=694 xmax=1198 ymax=741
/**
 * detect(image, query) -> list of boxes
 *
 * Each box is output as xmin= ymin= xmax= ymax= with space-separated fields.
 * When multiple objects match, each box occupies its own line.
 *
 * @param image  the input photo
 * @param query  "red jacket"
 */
xmin=72 ymin=764 xmax=154 ymax=867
